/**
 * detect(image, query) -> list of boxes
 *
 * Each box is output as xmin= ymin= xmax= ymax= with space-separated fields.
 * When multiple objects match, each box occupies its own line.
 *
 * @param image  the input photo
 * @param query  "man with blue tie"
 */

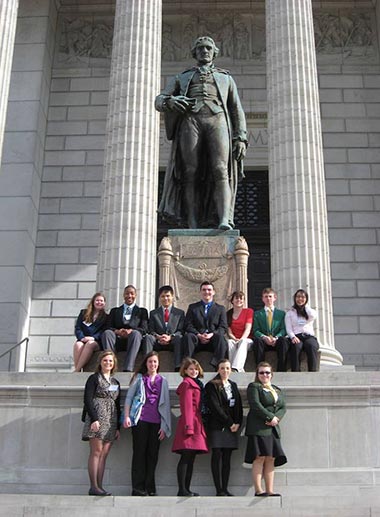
xmin=101 ymin=285 xmax=149 ymax=371
xmin=253 ymin=287 xmax=289 ymax=371
xmin=183 ymin=281 xmax=228 ymax=369
xmin=145 ymin=285 xmax=185 ymax=371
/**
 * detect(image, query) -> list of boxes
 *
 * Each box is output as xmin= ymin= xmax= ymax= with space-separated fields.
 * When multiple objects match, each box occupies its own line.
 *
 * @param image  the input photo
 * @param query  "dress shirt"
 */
xmin=123 ymin=303 xmax=136 ymax=322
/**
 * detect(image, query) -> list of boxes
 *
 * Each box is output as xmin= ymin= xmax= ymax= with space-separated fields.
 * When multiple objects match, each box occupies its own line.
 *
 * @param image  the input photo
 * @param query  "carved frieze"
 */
xmin=53 ymin=8 xmax=377 ymax=68
xmin=55 ymin=16 xmax=114 ymax=66
xmin=162 ymin=13 xmax=266 ymax=63
xmin=314 ymin=10 xmax=376 ymax=61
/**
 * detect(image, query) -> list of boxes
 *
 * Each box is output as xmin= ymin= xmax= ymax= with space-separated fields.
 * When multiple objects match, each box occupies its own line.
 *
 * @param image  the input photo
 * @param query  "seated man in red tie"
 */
xmin=145 ymin=285 xmax=185 ymax=371
xmin=252 ymin=287 xmax=289 ymax=371
xmin=183 ymin=281 xmax=228 ymax=369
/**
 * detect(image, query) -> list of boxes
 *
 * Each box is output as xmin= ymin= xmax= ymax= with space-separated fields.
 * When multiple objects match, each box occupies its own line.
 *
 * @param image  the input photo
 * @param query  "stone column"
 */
xmin=266 ymin=0 xmax=342 ymax=365
xmin=0 ymin=0 xmax=19 ymax=165
xmin=97 ymin=0 xmax=162 ymax=308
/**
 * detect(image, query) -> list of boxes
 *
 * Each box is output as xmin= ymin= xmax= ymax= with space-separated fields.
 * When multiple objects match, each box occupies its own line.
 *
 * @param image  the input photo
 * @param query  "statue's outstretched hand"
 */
xmin=167 ymin=95 xmax=195 ymax=114
xmin=233 ymin=140 xmax=246 ymax=162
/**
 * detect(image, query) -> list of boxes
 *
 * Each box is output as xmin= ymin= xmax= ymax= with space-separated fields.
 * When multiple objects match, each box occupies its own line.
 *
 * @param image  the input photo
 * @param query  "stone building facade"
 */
xmin=0 ymin=0 xmax=379 ymax=371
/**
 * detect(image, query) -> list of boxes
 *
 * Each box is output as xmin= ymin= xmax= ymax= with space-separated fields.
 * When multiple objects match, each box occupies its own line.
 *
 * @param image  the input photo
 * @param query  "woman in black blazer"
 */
xmin=73 ymin=292 xmax=108 ymax=372
xmin=205 ymin=359 xmax=243 ymax=496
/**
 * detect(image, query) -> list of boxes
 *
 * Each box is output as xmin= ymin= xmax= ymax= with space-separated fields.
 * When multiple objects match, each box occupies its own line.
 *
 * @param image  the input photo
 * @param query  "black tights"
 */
xmin=177 ymin=450 xmax=197 ymax=493
xmin=211 ymin=448 xmax=233 ymax=493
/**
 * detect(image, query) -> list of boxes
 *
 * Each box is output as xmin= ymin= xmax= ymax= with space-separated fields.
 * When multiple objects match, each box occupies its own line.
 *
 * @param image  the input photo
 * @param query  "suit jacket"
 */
xmin=184 ymin=301 xmax=228 ymax=336
xmin=205 ymin=378 xmax=243 ymax=431
xmin=106 ymin=304 xmax=148 ymax=335
xmin=148 ymin=306 xmax=185 ymax=337
xmin=245 ymin=382 xmax=286 ymax=438
xmin=253 ymin=307 xmax=286 ymax=339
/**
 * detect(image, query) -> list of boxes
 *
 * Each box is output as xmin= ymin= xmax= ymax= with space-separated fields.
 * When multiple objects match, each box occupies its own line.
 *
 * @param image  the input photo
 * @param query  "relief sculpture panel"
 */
xmin=314 ymin=10 xmax=377 ymax=63
xmin=162 ymin=12 xmax=266 ymax=64
xmin=53 ymin=8 xmax=377 ymax=68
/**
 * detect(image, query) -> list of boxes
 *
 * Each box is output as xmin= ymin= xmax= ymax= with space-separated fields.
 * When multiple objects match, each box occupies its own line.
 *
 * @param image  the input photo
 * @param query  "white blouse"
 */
xmin=285 ymin=306 xmax=317 ymax=339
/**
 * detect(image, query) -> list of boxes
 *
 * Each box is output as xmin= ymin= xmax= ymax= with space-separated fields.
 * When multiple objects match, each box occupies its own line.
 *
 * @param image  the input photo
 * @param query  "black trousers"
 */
xmin=253 ymin=336 xmax=290 ymax=372
xmin=131 ymin=420 xmax=161 ymax=494
xmin=183 ymin=332 xmax=228 ymax=368
xmin=290 ymin=334 xmax=319 ymax=371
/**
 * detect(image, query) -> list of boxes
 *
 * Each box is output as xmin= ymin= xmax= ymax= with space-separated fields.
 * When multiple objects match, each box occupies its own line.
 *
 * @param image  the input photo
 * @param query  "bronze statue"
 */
xmin=155 ymin=36 xmax=247 ymax=230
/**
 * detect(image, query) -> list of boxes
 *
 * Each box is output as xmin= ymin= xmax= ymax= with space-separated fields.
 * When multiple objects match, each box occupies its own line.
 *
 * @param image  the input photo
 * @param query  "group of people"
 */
xmin=73 ymin=282 xmax=320 ymax=374
xmin=82 ymin=351 xmax=286 ymax=497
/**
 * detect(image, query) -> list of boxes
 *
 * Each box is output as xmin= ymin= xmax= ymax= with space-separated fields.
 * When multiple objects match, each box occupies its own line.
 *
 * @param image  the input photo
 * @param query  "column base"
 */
xmin=319 ymin=345 xmax=344 ymax=366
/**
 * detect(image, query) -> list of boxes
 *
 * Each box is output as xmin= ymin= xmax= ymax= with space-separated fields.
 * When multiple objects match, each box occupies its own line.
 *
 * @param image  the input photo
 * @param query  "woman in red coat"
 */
xmin=172 ymin=357 xmax=209 ymax=496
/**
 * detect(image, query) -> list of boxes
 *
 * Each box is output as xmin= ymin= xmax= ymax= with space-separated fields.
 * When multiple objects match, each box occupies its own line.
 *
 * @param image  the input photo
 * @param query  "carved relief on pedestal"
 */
xmin=158 ymin=232 xmax=249 ymax=311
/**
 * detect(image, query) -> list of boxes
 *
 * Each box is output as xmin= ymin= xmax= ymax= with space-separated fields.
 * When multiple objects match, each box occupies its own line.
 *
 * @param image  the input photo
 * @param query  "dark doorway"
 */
xmin=157 ymin=170 xmax=270 ymax=310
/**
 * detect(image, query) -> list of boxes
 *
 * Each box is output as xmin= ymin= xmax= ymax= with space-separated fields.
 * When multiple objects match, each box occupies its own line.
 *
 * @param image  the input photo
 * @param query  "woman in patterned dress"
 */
xmin=82 ymin=351 xmax=121 ymax=496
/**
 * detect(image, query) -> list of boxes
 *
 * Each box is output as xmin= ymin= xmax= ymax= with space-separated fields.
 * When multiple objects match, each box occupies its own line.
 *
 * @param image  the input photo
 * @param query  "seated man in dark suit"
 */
xmin=145 ymin=285 xmax=185 ymax=371
xmin=253 ymin=287 xmax=289 ymax=371
xmin=183 ymin=281 xmax=228 ymax=369
xmin=101 ymin=285 xmax=148 ymax=371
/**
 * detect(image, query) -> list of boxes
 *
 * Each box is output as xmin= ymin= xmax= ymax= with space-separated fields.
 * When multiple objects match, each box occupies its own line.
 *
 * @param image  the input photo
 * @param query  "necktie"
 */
xmin=204 ymin=303 xmax=210 ymax=316
xmin=123 ymin=306 xmax=132 ymax=322
xmin=164 ymin=308 xmax=169 ymax=323
xmin=267 ymin=308 xmax=273 ymax=333
xmin=263 ymin=382 xmax=278 ymax=402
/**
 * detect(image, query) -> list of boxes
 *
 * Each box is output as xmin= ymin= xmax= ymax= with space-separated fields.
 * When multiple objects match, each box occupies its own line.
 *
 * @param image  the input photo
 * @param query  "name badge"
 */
xmin=229 ymin=398 xmax=235 ymax=407
xmin=108 ymin=384 xmax=119 ymax=392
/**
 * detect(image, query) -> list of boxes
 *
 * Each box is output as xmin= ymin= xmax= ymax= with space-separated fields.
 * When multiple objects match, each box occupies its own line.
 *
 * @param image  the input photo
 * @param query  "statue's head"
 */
xmin=191 ymin=36 xmax=220 ymax=62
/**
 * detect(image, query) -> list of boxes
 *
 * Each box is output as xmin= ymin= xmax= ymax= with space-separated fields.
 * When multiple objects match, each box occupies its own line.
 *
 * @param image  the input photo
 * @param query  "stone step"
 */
xmin=1 ymin=491 xmax=380 ymax=517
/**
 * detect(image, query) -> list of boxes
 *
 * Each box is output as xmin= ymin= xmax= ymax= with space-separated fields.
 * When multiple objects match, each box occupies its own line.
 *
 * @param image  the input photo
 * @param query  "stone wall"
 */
xmin=317 ymin=6 xmax=380 ymax=368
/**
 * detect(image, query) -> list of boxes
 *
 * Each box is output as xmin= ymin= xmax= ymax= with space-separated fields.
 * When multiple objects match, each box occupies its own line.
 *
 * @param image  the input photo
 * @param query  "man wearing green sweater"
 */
xmin=253 ymin=287 xmax=289 ymax=371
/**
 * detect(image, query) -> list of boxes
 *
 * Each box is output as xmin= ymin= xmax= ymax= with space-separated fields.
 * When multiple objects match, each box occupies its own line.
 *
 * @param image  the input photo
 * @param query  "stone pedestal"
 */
xmin=158 ymin=230 xmax=249 ymax=311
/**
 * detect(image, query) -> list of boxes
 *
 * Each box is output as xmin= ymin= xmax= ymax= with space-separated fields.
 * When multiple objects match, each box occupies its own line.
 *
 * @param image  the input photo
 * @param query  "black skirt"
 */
xmin=244 ymin=431 xmax=287 ymax=467
xmin=208 ymin=428 xmax=239 ymax=449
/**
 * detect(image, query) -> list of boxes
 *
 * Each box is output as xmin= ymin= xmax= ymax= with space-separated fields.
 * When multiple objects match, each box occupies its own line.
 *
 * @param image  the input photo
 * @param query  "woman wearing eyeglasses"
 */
xmin=244 ymin=362 xmax=287 ymax=497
